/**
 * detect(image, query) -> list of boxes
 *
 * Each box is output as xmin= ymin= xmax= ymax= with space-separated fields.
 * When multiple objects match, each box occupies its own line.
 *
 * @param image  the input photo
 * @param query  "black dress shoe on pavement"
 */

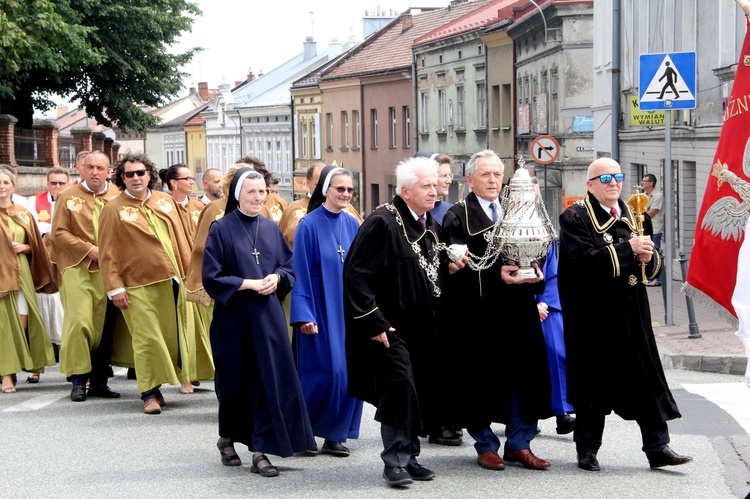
xmin=321 ymin=440 xmax=350 ymax=457
xmin=383 ymin=467 xmax=413 ymax=487
xmin=406 ymin=463 xmax=436 ymax=481
xmin=70 ymin=385 xmax=87 ymax=402
xmin=577 ymin=452 xmax=600 ymax=471
xmin=646 ymin=446 xmax=693 ymax=469
xmin=87 ymin=386 xmax=121 ymax=398
xmin=556 ymin=414 xmax=576 ymax=435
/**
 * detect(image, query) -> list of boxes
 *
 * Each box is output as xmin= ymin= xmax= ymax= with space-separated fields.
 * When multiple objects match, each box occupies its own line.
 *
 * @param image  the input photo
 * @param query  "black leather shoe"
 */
xmin=383 ymin=467 xmax=413 ymax=487
xmin=70 ymin=385 xmax=87 ymax=402
xmin=577 ymin=452 xmax=600 ymax=471
xmin=556 ymin=414 xmax=576 ymax=435
xmin=321 ymin=440 xmax=350 ymax=457
xmin=87 ymin=386 xmax=121 ymax=398
xmin=406 ymin=463 xmax=435 ymax=481
xmin=646 ymin=446 xmax=693 ymax=469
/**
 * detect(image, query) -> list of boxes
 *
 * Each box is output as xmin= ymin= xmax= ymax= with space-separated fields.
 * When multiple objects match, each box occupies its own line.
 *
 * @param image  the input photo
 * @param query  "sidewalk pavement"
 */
xmin=647 ymin=279 xmax=748 ymax=375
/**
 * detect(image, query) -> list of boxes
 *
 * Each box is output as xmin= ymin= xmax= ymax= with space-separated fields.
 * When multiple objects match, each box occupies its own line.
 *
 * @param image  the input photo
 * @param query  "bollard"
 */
xmin=679 ymin=251 xmax=702 ymax=339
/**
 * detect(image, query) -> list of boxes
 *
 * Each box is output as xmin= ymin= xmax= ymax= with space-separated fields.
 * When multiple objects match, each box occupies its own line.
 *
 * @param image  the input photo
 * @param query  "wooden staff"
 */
xmin=628 ymin=187 xmax=650 ymax=284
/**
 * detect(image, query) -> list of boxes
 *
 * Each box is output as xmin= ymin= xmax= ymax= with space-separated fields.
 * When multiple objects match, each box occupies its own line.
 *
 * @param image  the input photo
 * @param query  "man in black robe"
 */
xmin=344 ymin=157 xmax=460 ymax=487
xmin=441 ymin=150 xmax=553 ymax=471
xmin=558 ymin=157 xmax=692 ymax=472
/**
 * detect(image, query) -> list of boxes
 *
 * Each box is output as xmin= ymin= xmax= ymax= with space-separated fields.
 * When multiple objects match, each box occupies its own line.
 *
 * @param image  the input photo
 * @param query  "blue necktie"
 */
xmin=489 ymin=203 xmax=498 ymax=223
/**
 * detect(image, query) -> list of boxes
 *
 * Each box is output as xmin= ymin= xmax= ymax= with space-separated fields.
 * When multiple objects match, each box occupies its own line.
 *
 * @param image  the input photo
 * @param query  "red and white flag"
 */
xmin=685 ymin=8 xmax=750 ymax=386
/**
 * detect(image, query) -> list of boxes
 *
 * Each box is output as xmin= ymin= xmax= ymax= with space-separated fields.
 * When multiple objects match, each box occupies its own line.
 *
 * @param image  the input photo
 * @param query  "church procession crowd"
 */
xmin=0 ymin=148 xmax=693 ymax=487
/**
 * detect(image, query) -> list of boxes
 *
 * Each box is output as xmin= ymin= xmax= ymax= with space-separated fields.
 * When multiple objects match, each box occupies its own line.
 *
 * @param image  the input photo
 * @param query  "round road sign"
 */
xmin=530 ymin=135 xmax=560 ymax=165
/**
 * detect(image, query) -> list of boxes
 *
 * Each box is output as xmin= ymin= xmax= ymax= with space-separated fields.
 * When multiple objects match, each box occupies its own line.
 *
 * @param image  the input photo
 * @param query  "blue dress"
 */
xmin=536 ymin=241 xmax=574 ymax=415
xmin=291 ymin=206 xmax=363 ymax=442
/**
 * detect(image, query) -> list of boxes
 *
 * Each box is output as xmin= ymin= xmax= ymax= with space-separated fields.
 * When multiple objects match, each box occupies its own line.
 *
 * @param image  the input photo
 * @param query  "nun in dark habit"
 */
xmin=202 ymin=168 xmax=315 ymax=477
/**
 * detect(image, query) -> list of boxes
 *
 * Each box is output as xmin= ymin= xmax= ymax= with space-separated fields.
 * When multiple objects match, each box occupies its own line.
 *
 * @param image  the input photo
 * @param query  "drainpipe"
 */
xmin=611 ymin=0 xmax=621 ymax=160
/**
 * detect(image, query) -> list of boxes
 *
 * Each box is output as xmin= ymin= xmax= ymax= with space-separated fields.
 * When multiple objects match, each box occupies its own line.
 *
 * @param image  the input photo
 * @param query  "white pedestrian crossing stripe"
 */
xmin=683 ymin=382 xmax=750 ymax=434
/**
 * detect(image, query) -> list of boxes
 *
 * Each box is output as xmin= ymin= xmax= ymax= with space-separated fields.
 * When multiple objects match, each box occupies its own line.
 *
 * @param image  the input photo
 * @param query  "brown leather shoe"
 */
xmin=477 ymin=450 xmax=506 ymax=470
xmin=144 ymin=398 xmax=161 ymax=415
xmin=503 ymin=449 xmax=550 ymax=470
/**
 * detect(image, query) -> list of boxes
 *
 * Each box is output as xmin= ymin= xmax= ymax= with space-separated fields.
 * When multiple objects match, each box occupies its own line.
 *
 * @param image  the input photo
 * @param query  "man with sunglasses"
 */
xmin=99 ymin=153 xmax=193 ymax=414
xmin=30 ymin=168 xmax=69 ymax=236
xmin=52 ymin=150 xmax=122 ymax=401
xmin=558 ymin=157 xmax=692 ymax=472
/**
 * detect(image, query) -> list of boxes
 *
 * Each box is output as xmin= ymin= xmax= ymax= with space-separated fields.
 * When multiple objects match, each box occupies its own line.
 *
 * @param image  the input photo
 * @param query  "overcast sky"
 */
xmin=47 ymin=1 xmax=450 ymax=112
xmin=173 ymin=0 xmax=450 ymax=90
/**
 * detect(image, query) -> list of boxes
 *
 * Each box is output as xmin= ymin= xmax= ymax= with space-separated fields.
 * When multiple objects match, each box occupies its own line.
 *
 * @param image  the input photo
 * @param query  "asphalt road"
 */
xmin=1 ymin=368 xmax=747 ymax=499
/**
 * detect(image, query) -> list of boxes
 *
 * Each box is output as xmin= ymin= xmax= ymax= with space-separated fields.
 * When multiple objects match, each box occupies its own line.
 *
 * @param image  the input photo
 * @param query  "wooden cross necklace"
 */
xmin=235 ymin=209 xmax=261 ymax=264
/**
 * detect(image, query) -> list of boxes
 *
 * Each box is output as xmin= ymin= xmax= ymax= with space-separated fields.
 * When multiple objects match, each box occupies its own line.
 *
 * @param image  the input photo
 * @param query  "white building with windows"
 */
xmin=202 ymin=37 xmax=346 ymax=200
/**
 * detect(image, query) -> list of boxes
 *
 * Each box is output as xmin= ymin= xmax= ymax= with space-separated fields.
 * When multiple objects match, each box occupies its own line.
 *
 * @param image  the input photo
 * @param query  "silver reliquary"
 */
xmin=496 ymin=160 xmax=556 ymax=278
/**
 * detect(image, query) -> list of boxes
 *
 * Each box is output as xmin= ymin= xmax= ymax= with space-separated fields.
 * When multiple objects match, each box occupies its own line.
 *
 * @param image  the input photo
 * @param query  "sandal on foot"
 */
xmin=2 ymin=375 xmax=16 ymax=393
xmin=180 ymin=384 xmax=194 ymax=394
xmin=26 ymin=373 xmax=40 ymax=384
xmin=251 ymin=454 xmax=279 ymax=477
xmin=217 ymin=439 xmax=241 ymax=466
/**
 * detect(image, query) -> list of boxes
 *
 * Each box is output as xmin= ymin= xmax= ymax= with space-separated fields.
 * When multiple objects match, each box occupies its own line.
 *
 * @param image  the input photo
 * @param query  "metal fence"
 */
xmin=14 ymin=128 xmax=43 ymax=167
xmin=58 ymin=135 xmax=75 ymax=169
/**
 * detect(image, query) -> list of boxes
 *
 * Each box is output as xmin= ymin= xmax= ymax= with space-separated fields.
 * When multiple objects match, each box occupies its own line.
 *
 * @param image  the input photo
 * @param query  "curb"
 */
xmin=658 ymin=345 xmax=748 ymax=375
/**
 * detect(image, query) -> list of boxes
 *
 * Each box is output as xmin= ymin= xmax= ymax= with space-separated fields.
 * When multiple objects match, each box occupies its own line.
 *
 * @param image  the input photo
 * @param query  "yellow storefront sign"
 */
xmin=629 ymin=95 xmax=675 ymax=126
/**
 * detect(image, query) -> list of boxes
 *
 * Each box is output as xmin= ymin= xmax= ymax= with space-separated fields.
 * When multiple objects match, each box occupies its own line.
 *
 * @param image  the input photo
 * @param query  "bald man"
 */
xmin=557 ymin=158 xmax=691 ymax=472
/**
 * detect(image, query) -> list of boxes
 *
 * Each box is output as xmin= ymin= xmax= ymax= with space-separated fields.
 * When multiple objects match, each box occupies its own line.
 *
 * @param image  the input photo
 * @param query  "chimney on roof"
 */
xmin=247 ymin=68 xmax=255 ymax=82
xmin=56 ymin=106 xmax=69 ymax=118
xmin=198 ymin=82 xmax=209 ymax=102
xmin=303 ymin=36 xmax=317 ymax=61
xmin=234 ymin=80 xmax=242 ymax=87
xmin=401 ymin=15 xmax=413 ymax=32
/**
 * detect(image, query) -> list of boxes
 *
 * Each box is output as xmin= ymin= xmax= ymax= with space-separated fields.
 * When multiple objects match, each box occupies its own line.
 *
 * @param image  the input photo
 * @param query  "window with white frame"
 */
xmin=438 ymin=89 xmax=446 ymax=131
xmin=420 ymin=92 xmax=428 ymax=133
xmin=370 ymin=109 xmax=378 ymax=149
xmin=353 ymin=110 xmax=360 ymax=149
xmin=476 ymin=82 xmax=487 ymax=129
xmin=389 ymin=107 xmax=397 ymax=148
xmin=326 ymin=113 xmax=333 ymax=150
xmin=457 ymin=86 xmax=465 ymax=129
xmin=402 ymin=106 xmax=411 ymax=148
xmin=342 ymin=111 xmax=349 ymax=149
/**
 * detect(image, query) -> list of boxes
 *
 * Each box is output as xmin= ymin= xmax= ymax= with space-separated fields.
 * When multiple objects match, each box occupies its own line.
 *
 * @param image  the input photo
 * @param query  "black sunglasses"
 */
xmin=123 ymin=169 xmax=148 ymax=179
xmin=588 ymin=173 xmax=624 ymax=184
xmin=329 ymin=186 xmax=355 ymax=194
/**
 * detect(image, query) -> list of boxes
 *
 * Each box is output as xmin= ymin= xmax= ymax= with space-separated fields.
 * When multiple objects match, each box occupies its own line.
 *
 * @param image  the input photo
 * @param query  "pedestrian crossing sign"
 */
xmin=639 ymin=52 xmax=696 ymax=110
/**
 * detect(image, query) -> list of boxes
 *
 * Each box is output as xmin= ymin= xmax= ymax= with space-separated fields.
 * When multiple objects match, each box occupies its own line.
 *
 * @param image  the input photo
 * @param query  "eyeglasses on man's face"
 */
xmin=49 ymin=181 xmax=67 ymax=186
xmin=329 ymin=186 xmax=355 ymax=194
xmin=439 ymin=173 xmax=454 ymax=180
xmin=123 ymin=169 xmax=148 ymax=179
xmin=589 ymin=173 xmax=624 ymax=184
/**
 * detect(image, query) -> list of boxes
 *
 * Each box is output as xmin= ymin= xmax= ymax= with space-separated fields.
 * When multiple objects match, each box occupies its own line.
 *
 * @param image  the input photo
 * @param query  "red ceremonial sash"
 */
xmin=35 ymin=191 xmax=53 ymax=223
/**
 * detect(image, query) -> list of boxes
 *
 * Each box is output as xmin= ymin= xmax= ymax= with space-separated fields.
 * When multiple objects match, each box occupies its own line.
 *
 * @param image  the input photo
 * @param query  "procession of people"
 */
xmin=0 ymin=150 xmax=693 ymax=485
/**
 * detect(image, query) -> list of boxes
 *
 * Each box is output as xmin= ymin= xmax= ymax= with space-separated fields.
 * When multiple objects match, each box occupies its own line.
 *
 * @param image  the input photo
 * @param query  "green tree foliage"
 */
xmin=0 ymin=0 xmax=201 ymax=132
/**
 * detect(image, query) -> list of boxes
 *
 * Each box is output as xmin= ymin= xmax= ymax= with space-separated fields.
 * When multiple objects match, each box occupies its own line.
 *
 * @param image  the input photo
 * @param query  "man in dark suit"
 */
xmin=441 ymin=150 xmax=553 ymax=471
xmin=558 ymin=157 xmax=692 ymax=471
